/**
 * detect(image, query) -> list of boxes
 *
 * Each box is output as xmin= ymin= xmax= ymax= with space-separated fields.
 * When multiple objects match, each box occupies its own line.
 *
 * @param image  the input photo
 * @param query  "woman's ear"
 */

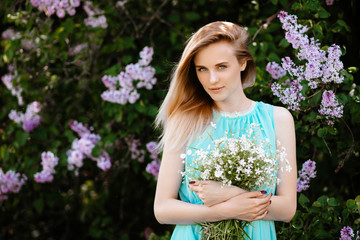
xmin=239 ymin=59 xmax=247 ymax=71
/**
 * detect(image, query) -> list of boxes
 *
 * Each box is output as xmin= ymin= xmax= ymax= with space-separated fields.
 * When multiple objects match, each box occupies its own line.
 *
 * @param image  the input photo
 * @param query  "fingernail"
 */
xmin=189 ymin=181 xmax=195 ymax=184
xmin=269 ymin=200 xmax=272 ymax=205
xmin=260 ymin=190 xmax=267 ymax=194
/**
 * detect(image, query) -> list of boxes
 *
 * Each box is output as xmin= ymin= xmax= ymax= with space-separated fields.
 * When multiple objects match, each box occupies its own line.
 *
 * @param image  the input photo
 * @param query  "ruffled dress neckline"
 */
xmin=216 ymin=101 xmax=257 ymax=118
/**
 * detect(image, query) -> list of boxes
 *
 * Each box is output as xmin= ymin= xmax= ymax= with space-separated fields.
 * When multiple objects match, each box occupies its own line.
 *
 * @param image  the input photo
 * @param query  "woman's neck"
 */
xmin=215 ymin=96 xmax=253 ymax=113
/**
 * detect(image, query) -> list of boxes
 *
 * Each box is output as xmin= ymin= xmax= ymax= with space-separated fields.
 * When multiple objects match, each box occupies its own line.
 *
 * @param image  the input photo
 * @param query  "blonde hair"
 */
xmin=156 ymin=21 xmax=256 ymax=152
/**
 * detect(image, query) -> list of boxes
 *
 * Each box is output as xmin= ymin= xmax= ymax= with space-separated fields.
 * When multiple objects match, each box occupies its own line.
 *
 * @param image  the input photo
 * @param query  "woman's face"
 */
xmin=193 ymin=40 xmax=246 ymax=110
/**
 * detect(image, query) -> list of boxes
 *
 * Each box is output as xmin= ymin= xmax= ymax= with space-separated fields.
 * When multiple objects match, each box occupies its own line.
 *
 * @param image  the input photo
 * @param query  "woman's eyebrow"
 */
xmin=194 ymin=61 xmax=229 ymax=67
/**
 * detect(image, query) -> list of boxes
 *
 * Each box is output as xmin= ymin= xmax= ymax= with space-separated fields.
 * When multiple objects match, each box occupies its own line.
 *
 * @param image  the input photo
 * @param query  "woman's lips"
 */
xmin=209 ymin=87 xmax=224 ymax=93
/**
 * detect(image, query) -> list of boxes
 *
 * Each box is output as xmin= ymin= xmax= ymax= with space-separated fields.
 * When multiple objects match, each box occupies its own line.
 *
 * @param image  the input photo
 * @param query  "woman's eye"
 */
xmin=218 ymin=65 xmax=227 ymax=70
xmin=197 ymin=67 xmax=206 ymax=72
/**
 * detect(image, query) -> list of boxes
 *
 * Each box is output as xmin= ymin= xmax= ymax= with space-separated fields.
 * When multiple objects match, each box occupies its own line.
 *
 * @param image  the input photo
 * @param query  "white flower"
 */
xmin=244 ymin=168 xmax=252 ymax=175
xmin=180 ymin=153 xmax=186 ymax=159
xmin=239 ymin=159 xmax=246 ymax=167
xmin=248 ymin=156 xmax=255 ymax=163
xmin=187 ymin=149 xmax=192 ymax=155
xmin=255 ymin=168 xmax=262 ymax=175
xmin=215 ymin=168 xmax=224 ymax=178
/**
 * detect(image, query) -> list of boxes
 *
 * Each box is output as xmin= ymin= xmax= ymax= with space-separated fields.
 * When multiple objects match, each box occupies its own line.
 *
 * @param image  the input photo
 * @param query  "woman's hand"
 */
xmin=188 ymin=180 xmax=246 ymax=206
xmin=214 ymin=191 xmax=272 ymax=222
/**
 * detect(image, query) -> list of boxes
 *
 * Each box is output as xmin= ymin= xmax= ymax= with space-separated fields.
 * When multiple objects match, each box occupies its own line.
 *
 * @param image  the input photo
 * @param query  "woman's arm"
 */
xmin=154 ymin=147 xmax=272 ymax=224
xmin=154 ymin=148 xmax=223 ymax=224
xmin=188 ymin=180 xmax=246 ymax=206
xmin=263 ymin=106 xmax=297 ymax=222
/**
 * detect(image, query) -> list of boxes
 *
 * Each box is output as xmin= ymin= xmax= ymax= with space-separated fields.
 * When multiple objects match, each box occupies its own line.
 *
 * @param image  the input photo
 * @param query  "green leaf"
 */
xmin=115 ymin=110 xmax=123 ymax=122
xmin=336 ymin=19 xmax=350 ymax=32
xmin=304 ymin=0 xmax=321 ymax=11
xmin=313 ymin=201 xmax=321 ymax=208
xmin=299 ymin=193 xmax=310 ymax=208
xmin=328 ymin=127 xmax=338 ymax=135
xmin=268 ymin=52 xmax=280 ymax=62
xmin=279 ymin=38 xmax=290 ymax=48
xmin=313 ymin=24 xmax=323 ymax=36
xmin=317 ymin=128 xmax=327 ymax=138
xmin=33 ymin=198 xmax=44 ymax=214
xmin=271 ymin=0 xmax=278 ymax=5
xmin=355 ymin=195 xmax=360 ymax=212
xmin=91 ymin=144 xmax=102 ymax=158
xmin=317 ymin=195 xmax=328 ymax=206
xmin=15 ymin=130 xmax=29 ymax=147
xmin=291 ymin=2 xmax=302 ymax=11
xmin=317 ymin=9 xmax=330 ymax=19
xmin=328 ymin=197 xmax=339 ymax=207
xmin=346 ymin=199 xmax=356 ymax=211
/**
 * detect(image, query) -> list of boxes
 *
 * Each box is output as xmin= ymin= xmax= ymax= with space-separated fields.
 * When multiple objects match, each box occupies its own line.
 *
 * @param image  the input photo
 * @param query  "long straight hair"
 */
xmin=156 ymin=21 xmax=256 ymax=152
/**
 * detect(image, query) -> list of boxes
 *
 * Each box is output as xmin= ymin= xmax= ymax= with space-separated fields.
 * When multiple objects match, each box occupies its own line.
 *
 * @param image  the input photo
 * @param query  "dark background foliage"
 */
xmin=1 ymin=0 xmax=359 ymax=239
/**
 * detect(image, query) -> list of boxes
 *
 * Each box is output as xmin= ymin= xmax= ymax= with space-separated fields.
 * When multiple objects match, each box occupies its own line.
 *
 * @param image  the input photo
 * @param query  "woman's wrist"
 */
xmin=209 ymin=200 xmax=233 ymax=221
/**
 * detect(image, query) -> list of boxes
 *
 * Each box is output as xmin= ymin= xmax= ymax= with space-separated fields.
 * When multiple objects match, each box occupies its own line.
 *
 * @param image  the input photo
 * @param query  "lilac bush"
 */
xmin=0 ymin=169 xmax=27 ymax=201
xmin=319 ymin=90 xmax=344 ymax=125
xmin=8 ymin=101 xmax=42 ymax=132
xmin=297 ymin=159 xmax=316 ymax=192
xmin=1 ymin=66 xmax=23 ymax=106
xmin=339 ymin=226 xmax=359 ymax=240
xmin=145 ymin=141 xmax=161 ymax=179
xmin=34 ymin=152 xmax=59 ymax=183
xmin=267 ymin=11 xmax=344 ymax=124
xmin=67 ymin=120 xmax=111 ymax=174
xmin=30 ymin=0 xmax=80 ymax=18
xmin=101 ymin=46 xmax=156 ymax=104
xmin=126 ymin=138 xmax=146 ymax=163
xmin=83 ymin=1 xmax=108 ymax=29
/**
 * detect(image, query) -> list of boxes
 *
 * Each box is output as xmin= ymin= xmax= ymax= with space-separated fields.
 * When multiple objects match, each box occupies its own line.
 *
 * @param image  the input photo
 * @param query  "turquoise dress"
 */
xmin=171 ymin=101 xmax=277 ymax=240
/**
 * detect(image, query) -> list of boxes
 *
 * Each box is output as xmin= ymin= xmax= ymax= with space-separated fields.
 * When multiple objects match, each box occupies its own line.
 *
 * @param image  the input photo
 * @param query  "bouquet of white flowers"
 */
xmin=181 ymin=123 xmax=291 ymax=239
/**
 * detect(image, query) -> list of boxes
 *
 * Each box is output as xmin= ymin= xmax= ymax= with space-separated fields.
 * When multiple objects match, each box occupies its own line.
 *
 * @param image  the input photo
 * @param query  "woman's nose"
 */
xmin=209 ymin=71 xmax=219 ymax=84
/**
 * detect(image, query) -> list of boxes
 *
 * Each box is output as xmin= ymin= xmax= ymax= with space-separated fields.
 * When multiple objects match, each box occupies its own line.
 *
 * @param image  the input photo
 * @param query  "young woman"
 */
xmin=154 ymin=21 xmax=297 ymax=239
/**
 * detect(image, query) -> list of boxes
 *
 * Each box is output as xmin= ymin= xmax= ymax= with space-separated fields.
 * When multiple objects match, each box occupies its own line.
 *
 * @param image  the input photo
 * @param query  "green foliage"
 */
xmin=276 ymin=194 xmax=360 ymax=239
xmin=0 ymin=0 xmax=359 ymax=239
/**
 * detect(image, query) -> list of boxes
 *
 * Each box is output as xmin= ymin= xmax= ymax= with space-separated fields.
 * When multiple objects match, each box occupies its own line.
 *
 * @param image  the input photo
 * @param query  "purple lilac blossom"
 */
xmin=267 ymin=11 xmax=345 ymax=114
xmin=101 ymin=46 xmax=157 ymax=105
xmin=30 ymin=0 xmax=80 ymax=18
xmin=146 ymin=141 xmax=159 ymax=160
xmin=146 ymin=160 xmax=161 ymax=179
xmin=318 ymin=90 xmax=344 ymax=125
xmin=271 ymin=80 xmax=305 ymax=111
xmin=8 ymin=101 xmax=42 ymax=132
xmin=126 ymin=138 xmax=145 ymax=162
xmin=34 ymin=152 xmax=59 ymax=183
xmin=297 ymin=159 xmax=316 ymax=192
xmin=1 ymin=70 xmax=24 ymax=106
xmin=68 ymin=43 xmax=88 ymax=56
xmin=266 ymin=62 xmax=286 ymax=79
xmin=2 ymin=28 xmax=21 ymax=40
xmin=83 ymin=1 xmax=108 ymax=28
xmin=339 ymin=226 xmax=358 ymax=240
xmin=67 ymin=120 xmax=111 ymax=173
xmin=0 ymin=168 xmax=27 ymax=200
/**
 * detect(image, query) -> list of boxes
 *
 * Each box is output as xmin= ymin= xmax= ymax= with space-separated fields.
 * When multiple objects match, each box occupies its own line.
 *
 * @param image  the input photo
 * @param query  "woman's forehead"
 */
xmin=194 ymin=41 xmax=236 ymax=65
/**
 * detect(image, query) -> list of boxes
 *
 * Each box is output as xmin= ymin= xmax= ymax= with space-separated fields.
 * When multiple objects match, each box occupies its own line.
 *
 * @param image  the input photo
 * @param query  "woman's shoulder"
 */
xmin=272 ymin=105 xmax=294 ymax=130
xmin=256 ymin=102 xmax=292 ymax=119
